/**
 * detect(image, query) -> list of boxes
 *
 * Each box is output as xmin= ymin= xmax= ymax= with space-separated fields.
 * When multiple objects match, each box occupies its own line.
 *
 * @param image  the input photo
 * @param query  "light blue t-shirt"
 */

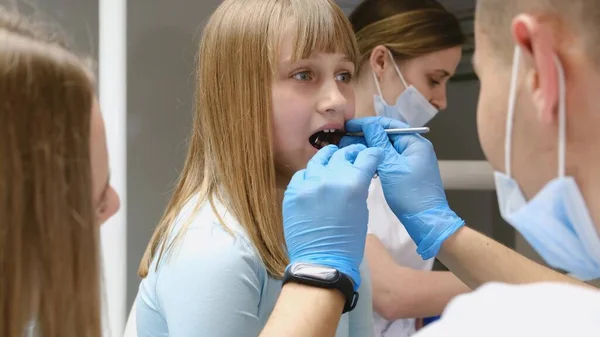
xmin=136 ymin=195 xmax=374 ymax=337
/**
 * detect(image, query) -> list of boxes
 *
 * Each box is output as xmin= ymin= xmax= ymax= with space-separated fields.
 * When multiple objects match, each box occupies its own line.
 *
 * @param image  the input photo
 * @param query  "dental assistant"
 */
xmin=262 ymin=0 xmax=600 ymax=336
xmin=349 ymin=1 xmax=469 ymax=334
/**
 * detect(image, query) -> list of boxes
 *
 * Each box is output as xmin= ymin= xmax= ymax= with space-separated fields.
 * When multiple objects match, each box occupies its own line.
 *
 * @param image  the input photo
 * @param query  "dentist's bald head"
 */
xmin=476 ymin=0 xmax=600 ymax=67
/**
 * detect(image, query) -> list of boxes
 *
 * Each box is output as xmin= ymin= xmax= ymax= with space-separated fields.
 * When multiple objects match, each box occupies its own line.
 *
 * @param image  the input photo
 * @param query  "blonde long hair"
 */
xmin=139 ymin=0 xmax=359 ymax=278
xmin=0 ymin=6 xmax=100 ymax=337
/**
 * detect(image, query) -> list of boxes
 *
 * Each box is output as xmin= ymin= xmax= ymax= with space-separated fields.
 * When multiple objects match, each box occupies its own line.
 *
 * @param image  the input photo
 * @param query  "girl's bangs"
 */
xmin=279 ymin=1 xmax=359 ymax=65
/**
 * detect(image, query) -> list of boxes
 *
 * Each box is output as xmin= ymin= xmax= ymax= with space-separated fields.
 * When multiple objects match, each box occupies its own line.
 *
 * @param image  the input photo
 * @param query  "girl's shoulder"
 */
xmin=160 ymin=197 xmax=266 ymax=275
xmin=169 ymin=194 xmax=262 ymax=265
xmin=177 ymin=194 xmax=249 ymax=237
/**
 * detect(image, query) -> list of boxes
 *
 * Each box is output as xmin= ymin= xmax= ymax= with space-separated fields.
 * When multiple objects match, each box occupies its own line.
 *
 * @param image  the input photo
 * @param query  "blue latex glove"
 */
xmin=340 ymin=117 xmax=465 ymax=259
xmin=283 ymin=144 xmax=383 ymax=289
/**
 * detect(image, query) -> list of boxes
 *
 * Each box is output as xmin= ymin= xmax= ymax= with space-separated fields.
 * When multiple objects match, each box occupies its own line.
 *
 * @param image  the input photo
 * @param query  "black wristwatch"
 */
xmin=282 ymin=262 xmax=359 ymax=313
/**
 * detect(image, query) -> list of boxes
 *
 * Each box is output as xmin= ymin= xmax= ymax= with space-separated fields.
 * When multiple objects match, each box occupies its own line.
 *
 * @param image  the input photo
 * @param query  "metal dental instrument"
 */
xmin=345 ymin=126 xmax=429 ymax=137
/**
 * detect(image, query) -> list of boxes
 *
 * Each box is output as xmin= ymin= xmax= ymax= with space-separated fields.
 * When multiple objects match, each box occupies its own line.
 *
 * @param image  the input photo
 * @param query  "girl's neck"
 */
xmin=275 ymin=173 xmax=290 ymax=203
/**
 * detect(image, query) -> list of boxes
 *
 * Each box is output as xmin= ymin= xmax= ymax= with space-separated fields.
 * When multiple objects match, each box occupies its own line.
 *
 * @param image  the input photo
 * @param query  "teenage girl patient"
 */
xmin=136 ymin=1 xmax=373 ymax=336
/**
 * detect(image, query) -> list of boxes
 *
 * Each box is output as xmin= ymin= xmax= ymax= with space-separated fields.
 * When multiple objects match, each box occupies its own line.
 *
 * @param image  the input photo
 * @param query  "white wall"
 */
xmin=99 ymin=0 xmax=127 ymax=335
xmin=125 ymin=0 xmax=223 ymax=309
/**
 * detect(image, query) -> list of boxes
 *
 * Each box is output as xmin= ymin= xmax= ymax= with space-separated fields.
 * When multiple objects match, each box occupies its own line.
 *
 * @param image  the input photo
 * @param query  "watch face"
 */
xmin=290 ymin=263 xmax=338 ymax=281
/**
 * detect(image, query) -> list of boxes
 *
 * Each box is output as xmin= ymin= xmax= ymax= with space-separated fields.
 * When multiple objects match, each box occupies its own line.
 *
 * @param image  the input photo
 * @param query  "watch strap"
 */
xmin=282 ymin=264 xmax=359 ymax=313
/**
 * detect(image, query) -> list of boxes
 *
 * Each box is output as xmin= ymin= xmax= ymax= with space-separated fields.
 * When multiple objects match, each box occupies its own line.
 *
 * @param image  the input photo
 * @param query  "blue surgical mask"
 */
xmin=372 ymin=49 xmax=438 ymax=127
xmin=494 ymin=47 xmax=600 ymax=280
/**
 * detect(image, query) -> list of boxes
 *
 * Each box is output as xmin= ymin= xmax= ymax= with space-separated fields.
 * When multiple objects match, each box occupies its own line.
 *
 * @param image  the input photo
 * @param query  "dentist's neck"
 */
xmin=572 ymin=110 xmax=600 ymax=234
xmin=575 ymin=131 xmax=600 ymax=234
xmin=564 ymin=64 xmax=600 ymax=234
xmin=353 ymin=68 xmax=378 ymax=118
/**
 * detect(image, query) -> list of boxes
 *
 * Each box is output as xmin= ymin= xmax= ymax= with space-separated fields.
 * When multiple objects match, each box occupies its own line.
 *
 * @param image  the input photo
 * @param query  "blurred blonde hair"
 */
xmin=139 ymin=0 xmax=359 ymax=278
xmin=0 ymin=6 xmax=100 ymax=337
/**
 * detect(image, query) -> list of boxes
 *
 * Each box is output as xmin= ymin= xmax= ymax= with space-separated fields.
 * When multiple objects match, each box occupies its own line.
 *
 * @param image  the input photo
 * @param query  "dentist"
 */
xmin=262 ymin=0 xmax=600 ymax=336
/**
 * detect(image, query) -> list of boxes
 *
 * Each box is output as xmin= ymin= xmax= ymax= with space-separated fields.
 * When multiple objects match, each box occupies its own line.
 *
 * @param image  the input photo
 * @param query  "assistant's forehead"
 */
xmin=415 ymin=48 xmax=462 ymax=69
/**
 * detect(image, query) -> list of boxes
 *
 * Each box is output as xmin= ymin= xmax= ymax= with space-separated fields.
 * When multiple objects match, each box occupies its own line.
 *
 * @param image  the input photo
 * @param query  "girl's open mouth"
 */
xmin=308 ymin=129 xmax=345 ymax=149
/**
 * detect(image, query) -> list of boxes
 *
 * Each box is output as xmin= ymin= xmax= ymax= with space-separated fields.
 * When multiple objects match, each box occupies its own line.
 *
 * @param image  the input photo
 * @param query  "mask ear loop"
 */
xmin=386 ymin=49 xmax=409 ymax=90
xmin=371 ymin=71 xmax=385 ymax=97
xmin=554 ymin=54 xmax=566 ymax=178
xmin=505 ymin=47 xmax=521 ymax=178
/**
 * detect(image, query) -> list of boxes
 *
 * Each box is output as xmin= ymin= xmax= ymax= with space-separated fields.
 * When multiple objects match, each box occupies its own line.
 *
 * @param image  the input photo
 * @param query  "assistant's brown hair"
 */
xmin=350 ymin=0 xmax=465 ymax=67
xmin=0 ymin=6 xmax=100 ymax=337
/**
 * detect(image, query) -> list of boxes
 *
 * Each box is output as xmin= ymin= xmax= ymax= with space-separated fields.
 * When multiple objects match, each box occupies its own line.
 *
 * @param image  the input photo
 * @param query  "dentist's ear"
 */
xmin=512 ymin=14 xmax=558 ymax=125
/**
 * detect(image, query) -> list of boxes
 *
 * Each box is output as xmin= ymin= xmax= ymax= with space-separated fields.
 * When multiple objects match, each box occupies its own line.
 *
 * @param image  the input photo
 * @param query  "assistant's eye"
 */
xmin=293 ymin=71 xmax=313 ymax=81
xmin=429 ymin=78 xmax=441 ymax=87
xmin=336 ymin=72 xmax=353 ymax=83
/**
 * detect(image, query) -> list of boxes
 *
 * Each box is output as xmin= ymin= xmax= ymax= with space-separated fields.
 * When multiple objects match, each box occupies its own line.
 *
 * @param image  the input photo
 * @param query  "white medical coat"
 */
xmin=367 ymin=178 xmax=435 ymax=336
xmin=414 ymin=282 xmax=600 ymax=337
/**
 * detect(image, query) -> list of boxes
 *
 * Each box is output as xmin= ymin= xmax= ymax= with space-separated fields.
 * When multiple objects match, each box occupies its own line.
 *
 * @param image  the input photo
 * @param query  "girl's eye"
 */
xmin=429 ymin=78 xmax=441 ymax=86
xmin=293 ymin=71 xmax=313 ymax=81
xmin=336 ymin=72 xmax=353 ymax=83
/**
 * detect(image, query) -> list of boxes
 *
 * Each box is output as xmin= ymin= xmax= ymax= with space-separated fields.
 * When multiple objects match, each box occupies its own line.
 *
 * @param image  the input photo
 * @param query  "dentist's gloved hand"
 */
xmin=340 ymin=117 xmax=465 ymax=260
xmin=283 ymin=144 xmax=383 ymax=290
